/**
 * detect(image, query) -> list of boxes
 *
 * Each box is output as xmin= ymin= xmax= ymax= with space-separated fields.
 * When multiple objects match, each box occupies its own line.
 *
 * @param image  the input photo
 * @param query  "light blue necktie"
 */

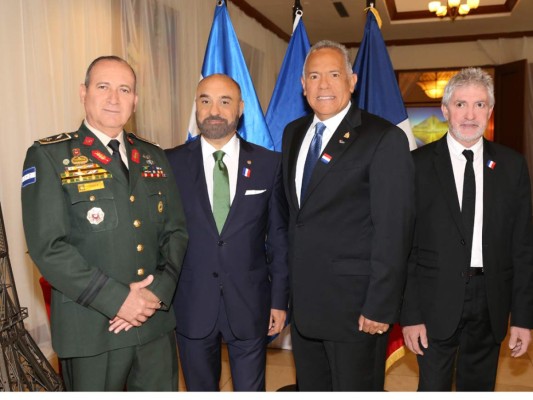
xmin=301 ymin=122 xmax=326 ymax=199
xmin=213 ymin=150 xmax=230 ymax=233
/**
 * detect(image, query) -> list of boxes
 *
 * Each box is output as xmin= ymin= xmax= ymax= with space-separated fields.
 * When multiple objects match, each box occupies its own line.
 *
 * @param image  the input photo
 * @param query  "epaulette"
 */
xmin=128 ymin=132 xmax=160 ymax=147
xmin=38 ymin=132 xmax=72 ymax=145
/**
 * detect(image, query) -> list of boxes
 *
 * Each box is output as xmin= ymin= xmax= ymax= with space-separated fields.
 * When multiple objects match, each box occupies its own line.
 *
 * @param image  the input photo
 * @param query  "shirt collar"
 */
xmin=201 ymin=133 xmax=239 ymax=161
xmin=447 ymin=132 xmax=484 ymax=161
xmin=311 ymin=101 xmax=351 ymax=133
xmin=84 ymin=119 xmax=125 ymax=148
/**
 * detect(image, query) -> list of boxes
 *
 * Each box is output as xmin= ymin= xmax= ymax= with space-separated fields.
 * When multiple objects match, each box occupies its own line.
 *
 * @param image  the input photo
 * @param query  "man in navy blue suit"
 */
xmin=166 ymin=74 xmax=289 ymax=391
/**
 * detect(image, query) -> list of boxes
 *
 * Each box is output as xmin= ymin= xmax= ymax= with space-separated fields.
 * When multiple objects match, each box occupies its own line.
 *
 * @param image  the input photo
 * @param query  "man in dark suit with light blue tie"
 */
xmin=165 ymin=74 xmax=289 ymax=391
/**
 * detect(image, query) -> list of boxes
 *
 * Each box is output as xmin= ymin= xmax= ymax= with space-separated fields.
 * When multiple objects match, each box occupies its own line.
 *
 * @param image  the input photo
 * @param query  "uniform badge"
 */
xmin=63 ymin=159 xmax=70 ymax=165
xmin=92 ymin=150 xmax=112 ymax=165
xmin=72 ymin=148 xmax=81 ymax=157
xmin=83 ymin=136 xmax=95 ymax=146
xmin=38 ymin=132 xmax=72 ymax=145
xmin=22 ymin=167 xmax=37 ymax=187
xmin=87 ymin=207 xmax=105 ymax=225
xmin=158 ymin=200 xmax=164 ymax=213
xmin=131 ymin=149 xmax=140 ymax=164
xmin=71 ymin=155 xmax=89 ymax=165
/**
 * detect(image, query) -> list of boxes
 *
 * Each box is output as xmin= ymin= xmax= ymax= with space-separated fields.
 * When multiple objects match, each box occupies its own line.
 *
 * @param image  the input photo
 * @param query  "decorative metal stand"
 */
xmin=0 ymin=203 xmax=63 ymax=391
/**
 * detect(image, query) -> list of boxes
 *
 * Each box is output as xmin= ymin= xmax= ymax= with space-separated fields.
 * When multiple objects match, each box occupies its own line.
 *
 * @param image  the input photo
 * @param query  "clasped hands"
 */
xmin=358 ymin=315 xmax=389 ymax=336
xmin=109 ymin=274 xmax=161 ymax=334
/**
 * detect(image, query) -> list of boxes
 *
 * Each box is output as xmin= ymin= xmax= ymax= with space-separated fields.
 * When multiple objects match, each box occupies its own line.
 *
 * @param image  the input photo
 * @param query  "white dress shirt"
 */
xmin=201 ymin=134 xmax=239 ymax=208
xmin=85 ymin=119 xmax=129 ymax=168
xmin=295 ymin=102 xmax=352 ymax=206
xmin=447 ymin=133 xmax=484 ymax=268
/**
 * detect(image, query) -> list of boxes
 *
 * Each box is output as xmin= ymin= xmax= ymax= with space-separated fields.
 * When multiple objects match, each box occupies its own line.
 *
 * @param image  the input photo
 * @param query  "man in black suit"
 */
xmin=166 ymin=74 xmax=288 ymax=391
xmin=281 ymin=40 xmax=415 ymax=391
xmin=401 ymin=67 xmax=533 ymax=391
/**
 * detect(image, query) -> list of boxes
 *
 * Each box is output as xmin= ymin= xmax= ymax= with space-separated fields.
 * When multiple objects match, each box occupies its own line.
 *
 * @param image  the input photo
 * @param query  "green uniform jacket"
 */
xmin=21 ymin=123 xmax=188 ymax=358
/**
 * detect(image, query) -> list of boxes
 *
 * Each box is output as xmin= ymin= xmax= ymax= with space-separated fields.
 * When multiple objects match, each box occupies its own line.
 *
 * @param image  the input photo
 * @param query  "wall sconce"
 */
xmin=416 ymin=71 xmax=456 ymax=99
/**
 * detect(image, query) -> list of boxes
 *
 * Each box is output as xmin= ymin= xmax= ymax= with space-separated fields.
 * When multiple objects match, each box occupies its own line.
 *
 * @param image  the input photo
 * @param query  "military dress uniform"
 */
xmin=21 ymin=123 xmax=188 ymax=390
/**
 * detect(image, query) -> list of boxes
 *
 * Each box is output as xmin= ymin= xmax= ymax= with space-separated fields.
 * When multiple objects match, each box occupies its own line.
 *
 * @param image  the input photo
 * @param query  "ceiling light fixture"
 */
xmin=416 ymin=71 xmax=457 ymax=99
xmin=428 ymin=0 xmax=480 ymax=21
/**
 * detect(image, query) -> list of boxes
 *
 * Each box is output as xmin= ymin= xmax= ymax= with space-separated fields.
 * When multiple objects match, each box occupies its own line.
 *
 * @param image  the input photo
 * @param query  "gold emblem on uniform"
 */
xmin=137 ymin=268 xmax=145 ymax=276
xmin=71 ymin=155 xmax=89 ymax=165
xmin=343 ymin=132 xmax=350 ymax=139
xmin=133 ymin=220 xmax=141 ymax=228
xmin=78 ymin=181 xmax=105 ymax=193
xmin=63 ymin=159 xmax=70 ymax=165
xmin=137 ymin=244 xmax=144 ymax=252
xmin=158 ymin=200 xmax=164 ymax=213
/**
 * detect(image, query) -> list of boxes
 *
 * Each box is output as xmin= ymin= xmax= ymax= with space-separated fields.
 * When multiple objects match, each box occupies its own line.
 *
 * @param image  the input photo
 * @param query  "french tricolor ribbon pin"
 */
xmin=242 ymin=167 xmax=251 ymax=178
xmin=320 ymin=153 xmax=332 ymax=164
xmin=486 ymin=160 xmax=496 ymax=170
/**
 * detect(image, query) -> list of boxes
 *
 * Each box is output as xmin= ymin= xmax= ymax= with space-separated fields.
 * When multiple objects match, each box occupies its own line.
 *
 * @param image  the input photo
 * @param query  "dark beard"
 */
xmin=197 ymin=115 xmax=239 ymax=140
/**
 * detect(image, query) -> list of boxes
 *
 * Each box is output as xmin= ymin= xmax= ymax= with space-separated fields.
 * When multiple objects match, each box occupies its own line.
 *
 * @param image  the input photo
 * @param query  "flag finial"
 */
xmin=293 ymin=0 xmax=303 ymax=22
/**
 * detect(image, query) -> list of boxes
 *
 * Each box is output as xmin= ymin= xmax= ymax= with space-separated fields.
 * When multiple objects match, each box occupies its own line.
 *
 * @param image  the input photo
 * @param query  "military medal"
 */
xmin=71 ymin=155 xmax=89 ymax=165
xmin=86 ymin=207 xmax=105 ymax=225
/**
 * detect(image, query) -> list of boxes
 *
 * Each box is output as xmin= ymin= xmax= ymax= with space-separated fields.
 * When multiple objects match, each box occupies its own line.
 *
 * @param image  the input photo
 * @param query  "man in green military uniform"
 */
xmin=21 ymin=56 xmax=188 ymax=391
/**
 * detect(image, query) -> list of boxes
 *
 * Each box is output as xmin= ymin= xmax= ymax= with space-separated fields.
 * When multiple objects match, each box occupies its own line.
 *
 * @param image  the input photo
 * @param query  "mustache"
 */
xmin=203 ymin=116 xmax=227 ymax=123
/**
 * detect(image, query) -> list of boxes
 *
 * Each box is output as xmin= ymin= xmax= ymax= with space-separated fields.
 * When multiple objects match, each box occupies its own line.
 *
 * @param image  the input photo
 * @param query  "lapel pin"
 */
xmin=247 ymin=160 xmax=252 ymax=165
xmin=242 ymin=167 xmax=251 ymax=178
xmin=486 ymin=160 xmax=496 ymax=170
xmin=339 ymin=139 xmax=345 ymax=144
xmin=343 ymin=132 xmax=350 ymax=139
xmin=320 ymin=153 xmax=332 ymax=164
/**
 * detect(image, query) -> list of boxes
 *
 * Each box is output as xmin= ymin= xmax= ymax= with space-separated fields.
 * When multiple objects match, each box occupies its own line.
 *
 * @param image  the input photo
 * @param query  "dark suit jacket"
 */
xmin=166 ymin=136 xmax=289 ymax=340
xmin=282 ymin=104 xmax=415 ymax=342
xmin=400 ymin=135 xmax=533 ymax=342
xmin=22 ymin=123 xmax=188 ymax=358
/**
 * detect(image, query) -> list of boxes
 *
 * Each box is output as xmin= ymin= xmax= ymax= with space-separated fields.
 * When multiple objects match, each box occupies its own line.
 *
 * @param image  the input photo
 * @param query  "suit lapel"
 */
xmin=188 ymin=139 xmax=218 ymax=232
xmin=300 ymin=105 xmax=361 ymax=205
xmin=222 ymin=138 xmax=253 ymax=235
xmin=287 ymin=117 xmax=312 ymax=210
xmin=433 ymin=136 xmax=465 ymax=237
xmin=482 ymin=139 xmax=496 ymax=243
xmin=301 ymin=117 xmax=360 ymax=204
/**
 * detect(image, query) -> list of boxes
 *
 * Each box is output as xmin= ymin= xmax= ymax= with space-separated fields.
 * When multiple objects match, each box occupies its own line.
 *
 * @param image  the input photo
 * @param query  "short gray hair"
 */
xmin=302 ymin=40 xmax=353 ymax=77
xmin=442 ymin=67 xmax=494 ymax=107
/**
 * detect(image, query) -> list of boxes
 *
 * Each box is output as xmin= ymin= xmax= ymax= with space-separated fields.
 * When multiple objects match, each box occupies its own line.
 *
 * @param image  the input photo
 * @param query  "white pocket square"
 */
xmin=245 ymin=189 xmax=267 ymax=195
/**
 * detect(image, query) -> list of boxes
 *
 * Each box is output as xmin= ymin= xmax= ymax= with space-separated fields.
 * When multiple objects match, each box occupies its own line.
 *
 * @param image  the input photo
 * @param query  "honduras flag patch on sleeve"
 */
xmin=22 ymin=167 xmax=37 ymax=187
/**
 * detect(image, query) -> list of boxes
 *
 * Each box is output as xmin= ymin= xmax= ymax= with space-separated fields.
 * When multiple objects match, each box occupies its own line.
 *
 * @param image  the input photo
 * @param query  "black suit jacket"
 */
xmin=400 ymin=135 xmax=533 ymax=342
xmin=166 ymin=136 xmax=289 ymax=340
xmin=282 ymin=104 xmax=415 ymax=342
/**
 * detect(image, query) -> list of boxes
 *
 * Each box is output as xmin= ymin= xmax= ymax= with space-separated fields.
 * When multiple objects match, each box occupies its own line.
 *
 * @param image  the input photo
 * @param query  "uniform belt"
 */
xmin=466 ymin=267 xmax=484 ymax=277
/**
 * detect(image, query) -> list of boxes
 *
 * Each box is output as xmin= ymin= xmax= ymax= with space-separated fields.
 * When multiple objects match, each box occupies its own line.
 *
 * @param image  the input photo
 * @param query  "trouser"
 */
xmin=60 ymin=330 xmax=178 ymax=391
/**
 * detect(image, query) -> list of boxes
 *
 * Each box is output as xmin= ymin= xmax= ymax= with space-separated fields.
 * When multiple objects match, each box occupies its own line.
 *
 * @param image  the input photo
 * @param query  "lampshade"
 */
xmin=467 ymin=0 xmax=480 ymax=9
xmin=416 ymin=72 xmax=455 ymax=99
xmin=448 ymin=0 xmax=461 ymax=7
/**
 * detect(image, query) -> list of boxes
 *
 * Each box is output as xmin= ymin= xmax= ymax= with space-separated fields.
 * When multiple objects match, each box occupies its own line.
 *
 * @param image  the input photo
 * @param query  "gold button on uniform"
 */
xmin=137 ymin=268 xmax=145 ymax=276
xmin=137 ymin=244 xmax=144 ymax=252
xmin=89 ymin=195 xmax=96 ymax=202
xmin=130 ymin=195 xmax=135 ymax=202
xmin=133 ymin=219 xmax=141 ymax=228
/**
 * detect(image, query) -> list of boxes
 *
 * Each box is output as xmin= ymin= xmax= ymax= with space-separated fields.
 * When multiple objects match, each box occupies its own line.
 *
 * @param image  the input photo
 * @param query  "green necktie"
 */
xmin=212 ymin=150 xmax=230 ymax=233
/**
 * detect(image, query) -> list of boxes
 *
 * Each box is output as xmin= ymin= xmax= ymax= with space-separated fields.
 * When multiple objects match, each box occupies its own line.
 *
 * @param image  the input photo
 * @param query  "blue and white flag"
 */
xmin=265 ymin=12 xmax=311 ymax=152
xmin=352 ymin=8 xmax=417 ymax=150
xmin=187 ymin=0 xmax=273 ymax=150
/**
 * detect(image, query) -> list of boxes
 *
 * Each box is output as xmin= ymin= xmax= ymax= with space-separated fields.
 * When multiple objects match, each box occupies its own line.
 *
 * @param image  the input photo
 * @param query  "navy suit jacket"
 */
xmin=400 ymin=135 xmax=533 ymax=342
xmin=166 ymin=136 xmax=289 ymax=340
